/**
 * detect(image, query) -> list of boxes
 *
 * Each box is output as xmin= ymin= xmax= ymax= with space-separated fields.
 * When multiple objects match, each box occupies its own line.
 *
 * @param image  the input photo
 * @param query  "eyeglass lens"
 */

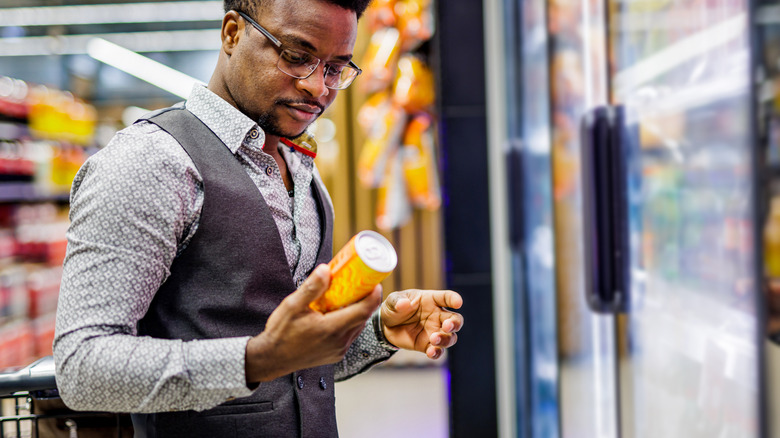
xmin=277 ymin=49 xmax=359 ymax=90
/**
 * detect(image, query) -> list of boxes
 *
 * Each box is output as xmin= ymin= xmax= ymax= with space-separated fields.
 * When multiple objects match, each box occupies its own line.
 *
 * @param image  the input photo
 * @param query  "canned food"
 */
xmin=309 ymin=231 xmax=397 ymax=313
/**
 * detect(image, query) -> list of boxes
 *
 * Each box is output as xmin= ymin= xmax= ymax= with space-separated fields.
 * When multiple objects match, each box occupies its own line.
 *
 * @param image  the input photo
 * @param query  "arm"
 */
xmin=54 ymin=126 xmax=253 ymax=413
xmin=332 ymin=308 xmax=398 ymax=382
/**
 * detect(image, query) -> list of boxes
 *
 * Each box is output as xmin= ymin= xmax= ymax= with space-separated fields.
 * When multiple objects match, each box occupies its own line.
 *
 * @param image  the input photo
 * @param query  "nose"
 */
xmin=296 ymin=63 xmax=330 ymax=98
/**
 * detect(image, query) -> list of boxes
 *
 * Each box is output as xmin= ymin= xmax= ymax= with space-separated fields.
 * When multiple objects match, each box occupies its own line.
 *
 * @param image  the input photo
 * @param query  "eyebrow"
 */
xmin=281 ymin=34 xmax=354 ymax=64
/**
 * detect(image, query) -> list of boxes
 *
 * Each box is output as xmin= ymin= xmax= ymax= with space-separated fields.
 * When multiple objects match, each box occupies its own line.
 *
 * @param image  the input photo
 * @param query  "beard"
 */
xmin=256 ymin=98 xmax=324 ymax=140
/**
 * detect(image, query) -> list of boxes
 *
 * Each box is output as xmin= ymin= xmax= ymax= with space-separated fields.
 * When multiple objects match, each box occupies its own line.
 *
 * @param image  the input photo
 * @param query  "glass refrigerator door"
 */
xmin=489 ymin=0 xmax=559 ymax=435
xmin=547 ymin=0 xmax=621 ymax=436
xmin=606 ymin=0 xmax=760 ymax=436
xmin=513 ymin=0 xmax=559 ymax=435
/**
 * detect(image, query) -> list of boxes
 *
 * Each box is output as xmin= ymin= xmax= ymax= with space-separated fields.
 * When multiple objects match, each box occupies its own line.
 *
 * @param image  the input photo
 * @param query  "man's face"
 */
xmin=226 ymin=0 xmax=358 ymax=139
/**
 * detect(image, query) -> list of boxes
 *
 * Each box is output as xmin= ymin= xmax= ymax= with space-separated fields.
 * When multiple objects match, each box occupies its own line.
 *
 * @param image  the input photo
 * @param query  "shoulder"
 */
xmin=72 ymin=120 xmax=202 ymax=205
xmin=82 ymin=121 xmax=198 ymax=182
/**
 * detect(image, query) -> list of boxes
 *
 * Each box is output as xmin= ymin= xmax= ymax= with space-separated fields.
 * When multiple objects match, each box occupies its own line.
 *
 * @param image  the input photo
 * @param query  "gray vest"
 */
xmin=130 ymin=108 xmax=337 ymax=438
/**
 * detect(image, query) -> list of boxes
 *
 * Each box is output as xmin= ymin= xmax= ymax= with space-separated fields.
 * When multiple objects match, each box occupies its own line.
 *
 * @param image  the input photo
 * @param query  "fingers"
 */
xmin=386 ymin=289 xmax=463 ymax=312
xmin=292 ymin=264 xmax=331 ymax=305
xmin=325 ymin=284 xmax=382 ymax=326
xmin=383 ymin=290 xmax=412 ymax=313
xmin=439 ymin=310 xmax=464 ymax=334
xmin=432 ymin=289 xmax=463 ymax=309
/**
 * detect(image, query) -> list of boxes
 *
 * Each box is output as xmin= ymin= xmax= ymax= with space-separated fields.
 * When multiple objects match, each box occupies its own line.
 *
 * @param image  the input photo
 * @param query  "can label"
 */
xmin=309 ymin=230 xmax=397 ymax=313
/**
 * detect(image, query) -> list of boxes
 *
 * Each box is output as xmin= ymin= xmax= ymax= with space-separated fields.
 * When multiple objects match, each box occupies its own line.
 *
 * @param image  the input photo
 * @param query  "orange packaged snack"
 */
xmin=357 ymin=103 xmax=407 ymax=187
xmin=365 ymin=0 xmax=398 ymax=31
xmin=360 ymin=27 xmax=402 ymax=94
xmin=357 ymin=91 xmax=392 ymax=132
xmin=376 ymin=149 xmax=412 ymax=230
xmin=392 ymin=55 xmax=435 ymax=113
xmin=309 ymin=231 xmax=398 ymax=313
xmin=395 ymin=0 xmax=435 ymax=51
xmin=401 ymin=114 xmax=441 ymax=210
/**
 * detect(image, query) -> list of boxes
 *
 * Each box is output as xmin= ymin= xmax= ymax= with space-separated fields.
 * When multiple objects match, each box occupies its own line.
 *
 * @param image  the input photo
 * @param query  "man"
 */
xmin=52 ymin=0 xmax=464 ymax=436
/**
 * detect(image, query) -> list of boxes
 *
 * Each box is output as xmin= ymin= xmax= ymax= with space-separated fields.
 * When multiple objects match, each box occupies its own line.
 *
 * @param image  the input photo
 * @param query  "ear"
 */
xmin=221 ymin=10 xmax=243 ymax=56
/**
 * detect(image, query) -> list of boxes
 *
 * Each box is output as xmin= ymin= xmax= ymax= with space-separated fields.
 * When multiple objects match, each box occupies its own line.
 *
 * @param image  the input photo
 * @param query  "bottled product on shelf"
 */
xmin=0 ymin=76 xmax=92 ymax=369
xmin=0 ymin=202 xmax=68 ymax=370
xmin=0 ymin=76 xmax=92 ymax=201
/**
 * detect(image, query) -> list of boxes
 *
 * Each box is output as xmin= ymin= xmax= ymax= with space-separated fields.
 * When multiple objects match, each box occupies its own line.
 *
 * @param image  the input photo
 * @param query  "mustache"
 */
xmin=276 ymin=98 xmax=324 ymax=113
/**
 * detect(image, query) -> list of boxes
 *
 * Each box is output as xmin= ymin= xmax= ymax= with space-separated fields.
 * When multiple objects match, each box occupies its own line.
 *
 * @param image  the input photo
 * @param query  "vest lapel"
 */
xmin=311 ymin=176 xmax=334 ymax=266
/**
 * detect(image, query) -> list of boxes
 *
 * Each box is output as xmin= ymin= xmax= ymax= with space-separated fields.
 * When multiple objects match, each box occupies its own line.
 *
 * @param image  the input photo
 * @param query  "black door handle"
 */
xmin=580 ymin=105 xmax=631 ymax=313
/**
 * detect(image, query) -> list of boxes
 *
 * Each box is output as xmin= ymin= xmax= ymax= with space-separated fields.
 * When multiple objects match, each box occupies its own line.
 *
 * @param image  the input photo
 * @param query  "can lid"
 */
xmin=355 ymin=230 xmax=398 ymax=273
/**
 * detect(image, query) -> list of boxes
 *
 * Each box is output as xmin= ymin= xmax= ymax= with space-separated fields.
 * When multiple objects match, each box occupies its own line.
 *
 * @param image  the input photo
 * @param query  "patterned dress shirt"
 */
xmin=53 ymin=85 xmax=395 ymax=413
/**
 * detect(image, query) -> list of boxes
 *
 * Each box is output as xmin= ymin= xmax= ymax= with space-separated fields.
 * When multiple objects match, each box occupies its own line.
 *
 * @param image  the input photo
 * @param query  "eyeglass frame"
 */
xmin=235 ymin=10 xmax=362 ymax=90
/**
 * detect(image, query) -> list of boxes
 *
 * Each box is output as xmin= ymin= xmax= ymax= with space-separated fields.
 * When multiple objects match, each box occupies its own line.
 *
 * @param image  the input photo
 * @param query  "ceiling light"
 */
xmin=0 ymin=2 xmax=223 ymax=27
xmin=0 ymin=30 xmax=220 ymax=56
xmin=87 ymin=37 xmax=204 ymax=99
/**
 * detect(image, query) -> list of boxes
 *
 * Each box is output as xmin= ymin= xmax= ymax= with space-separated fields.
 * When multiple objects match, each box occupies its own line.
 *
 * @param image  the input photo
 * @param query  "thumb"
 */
xmin=294 ymin=264 xmax=331 ymax=306
xmin=382 ymin=291 xmax=416 ymax=324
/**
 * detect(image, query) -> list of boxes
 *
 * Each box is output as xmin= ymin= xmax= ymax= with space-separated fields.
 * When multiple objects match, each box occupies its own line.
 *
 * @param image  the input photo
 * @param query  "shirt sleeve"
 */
xmin=53 ymin=124 xmax=254 ymax=413
xmin=334 ymin=309 xmax=398 ymax=382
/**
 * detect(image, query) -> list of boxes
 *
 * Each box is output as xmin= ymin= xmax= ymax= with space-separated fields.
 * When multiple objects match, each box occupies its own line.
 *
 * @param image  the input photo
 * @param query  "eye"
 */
xmin=325 ymin=64 xmax=347 ymax=77
xmin=280 ymin=49 xmax=311 ymax=66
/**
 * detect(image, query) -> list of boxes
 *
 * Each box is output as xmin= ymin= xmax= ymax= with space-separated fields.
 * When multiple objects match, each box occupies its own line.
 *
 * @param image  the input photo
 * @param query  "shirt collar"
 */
xmin=184 ymin=84 xmax=261 ymax=154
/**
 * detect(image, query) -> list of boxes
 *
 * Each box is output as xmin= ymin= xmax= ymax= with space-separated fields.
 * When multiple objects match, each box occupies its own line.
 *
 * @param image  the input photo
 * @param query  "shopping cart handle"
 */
xmin=0 ymin=356 xmax=57 ymax=396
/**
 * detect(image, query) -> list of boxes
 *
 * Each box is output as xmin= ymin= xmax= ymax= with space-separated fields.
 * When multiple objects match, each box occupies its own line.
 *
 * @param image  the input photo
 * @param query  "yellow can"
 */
xmin=310 ymin=231 xmax=397 ymax=313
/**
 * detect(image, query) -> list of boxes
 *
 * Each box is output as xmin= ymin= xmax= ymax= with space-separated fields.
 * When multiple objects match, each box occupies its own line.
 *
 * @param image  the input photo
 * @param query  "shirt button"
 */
xmin=266 ymin=166 xmax=274 ymax=176
xmin=297 ymin=375 xmax=304 ymax=389
xmin=248 ymin=128 xmax=260 ymax=139
xmin=319 ymin=377 xmax=327 ymax=390
xmin=361 ymin=350 xmax=370 ymax=358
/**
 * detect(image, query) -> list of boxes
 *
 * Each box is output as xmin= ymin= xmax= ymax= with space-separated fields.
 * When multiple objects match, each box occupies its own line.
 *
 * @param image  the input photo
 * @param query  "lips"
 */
xmin=286 ymin=102 xmax=322 ymax=122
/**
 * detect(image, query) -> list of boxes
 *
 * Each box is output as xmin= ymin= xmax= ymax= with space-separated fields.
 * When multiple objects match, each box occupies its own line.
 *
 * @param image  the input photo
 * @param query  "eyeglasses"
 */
xmin=236 ymin=11 xmax=362 ymax=90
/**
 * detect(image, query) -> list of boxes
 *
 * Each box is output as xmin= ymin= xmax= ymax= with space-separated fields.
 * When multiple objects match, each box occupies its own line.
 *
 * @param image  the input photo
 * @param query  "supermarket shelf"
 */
xmin=0 ymin=183 xmax=69 ymax=203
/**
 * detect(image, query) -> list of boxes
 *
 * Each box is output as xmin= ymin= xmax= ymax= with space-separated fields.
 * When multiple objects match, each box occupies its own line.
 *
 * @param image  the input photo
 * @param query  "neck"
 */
xmin=262 ymin=134 xmax=281 ymax=154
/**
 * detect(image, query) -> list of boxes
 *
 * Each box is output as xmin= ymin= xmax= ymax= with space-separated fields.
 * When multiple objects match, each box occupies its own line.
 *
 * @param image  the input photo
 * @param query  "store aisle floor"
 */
xmin=335 ymin=352 xmax=449 ymax=438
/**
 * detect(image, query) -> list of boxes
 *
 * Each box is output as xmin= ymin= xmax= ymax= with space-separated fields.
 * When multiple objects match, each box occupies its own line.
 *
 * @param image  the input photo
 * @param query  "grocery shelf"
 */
xmin=0 ymin=183 xmax=68 ymax=204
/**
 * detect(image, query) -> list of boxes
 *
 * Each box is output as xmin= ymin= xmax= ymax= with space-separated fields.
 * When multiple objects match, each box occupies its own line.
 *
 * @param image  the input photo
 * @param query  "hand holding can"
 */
xmin=310 ymin=231 xmax=397 ymax=313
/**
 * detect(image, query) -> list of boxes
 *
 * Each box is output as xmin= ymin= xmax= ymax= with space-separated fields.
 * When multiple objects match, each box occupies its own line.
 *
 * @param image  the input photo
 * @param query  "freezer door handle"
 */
xmin=580 ymin=105 xmax=630 ymax=313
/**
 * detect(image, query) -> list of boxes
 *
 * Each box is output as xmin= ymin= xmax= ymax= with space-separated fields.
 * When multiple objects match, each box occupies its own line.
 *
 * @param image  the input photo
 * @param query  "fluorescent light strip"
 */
xmin=0 ymin=1 xmax=223 ymax=27
xmin=613 ymin=13 xmax=746 ymax=97
xmin=0 ymin=29 xmax=221 ymax=56
xmin=87 ymin=37 xmax=204 ymax=99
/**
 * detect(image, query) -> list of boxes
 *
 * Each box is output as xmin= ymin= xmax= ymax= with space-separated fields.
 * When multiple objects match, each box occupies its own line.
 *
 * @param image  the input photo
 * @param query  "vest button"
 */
xmin=249 ymin=129 xmax=260 ymax=139
xmin=297 ymin=375 xmax=304 ymax=389
xmin=319 ymin=377 xmax=327 ymax=390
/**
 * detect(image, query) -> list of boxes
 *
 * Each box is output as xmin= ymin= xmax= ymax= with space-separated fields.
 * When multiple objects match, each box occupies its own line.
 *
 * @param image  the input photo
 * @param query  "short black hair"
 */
xmin=224 ymin=0 xmax=372 ymax=19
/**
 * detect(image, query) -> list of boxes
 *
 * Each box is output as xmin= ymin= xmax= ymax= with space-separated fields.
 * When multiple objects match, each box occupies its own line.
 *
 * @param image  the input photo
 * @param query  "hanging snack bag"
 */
xmin=401 ymin=114 xmax=441 ymax=210
xmin=358 ymin=104 xmax=407 ymax=188
xmin=395 ymin=0 xmax=435 ymax=52
xmin=360 ymin=27 xmax=402 ymax=95
xmin=376 ymin=149 xmax=412 ymax=231
xmin=357 ymin=91 xmax=392 ymax=133
xmin=365 ymin=0 xmax=398 ymax=31
xmin=391 ymin=55 xmax=435 ymax=114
